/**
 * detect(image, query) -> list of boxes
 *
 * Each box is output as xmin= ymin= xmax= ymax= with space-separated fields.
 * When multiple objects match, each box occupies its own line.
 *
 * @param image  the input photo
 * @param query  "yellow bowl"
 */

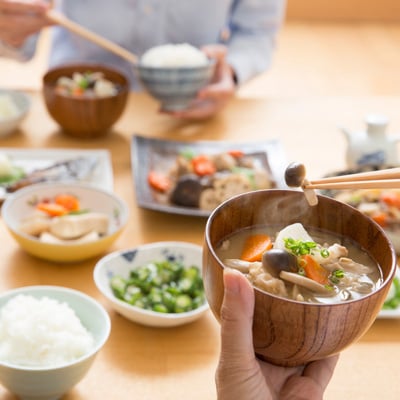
xmin=1 ymin=182 xmax=129 ymax=263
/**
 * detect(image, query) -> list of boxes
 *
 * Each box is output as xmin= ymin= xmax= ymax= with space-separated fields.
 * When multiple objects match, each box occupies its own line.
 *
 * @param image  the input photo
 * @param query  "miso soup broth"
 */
xmin=216 ymin=223 xmax=383 ymax=304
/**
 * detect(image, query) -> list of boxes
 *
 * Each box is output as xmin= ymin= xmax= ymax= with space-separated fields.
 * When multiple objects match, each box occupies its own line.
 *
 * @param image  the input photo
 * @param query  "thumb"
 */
xmin=219 ymin=268 xmax=255 ymax=361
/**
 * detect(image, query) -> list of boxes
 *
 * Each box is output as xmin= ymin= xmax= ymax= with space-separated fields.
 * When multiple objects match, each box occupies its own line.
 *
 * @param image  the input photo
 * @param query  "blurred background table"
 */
xmin=0 ymin=91 xmax=400 ymax=399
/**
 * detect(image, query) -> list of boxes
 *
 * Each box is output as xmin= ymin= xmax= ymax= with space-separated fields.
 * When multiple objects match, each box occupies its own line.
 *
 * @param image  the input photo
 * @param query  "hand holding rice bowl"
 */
xmin=0 ymin=285 xmax=110 ymax=400
xmin=135 ymin=43 xmax=215 ymax=111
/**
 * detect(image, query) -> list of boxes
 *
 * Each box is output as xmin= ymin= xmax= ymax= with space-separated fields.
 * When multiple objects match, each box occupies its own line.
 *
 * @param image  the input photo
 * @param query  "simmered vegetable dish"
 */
xmin=110 ymin=260 xmax=205 ymax=313
xmin=148 ymin=148 xmax=274 ymax=211
xmin=18 ymin=193 xmax=110 ymax=244
xmin=333 ymin=189 xmax=400 ymax=233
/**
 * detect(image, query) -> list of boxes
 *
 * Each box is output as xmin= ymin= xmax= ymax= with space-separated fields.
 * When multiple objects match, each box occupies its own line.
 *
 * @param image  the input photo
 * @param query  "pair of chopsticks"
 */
xmin=46 ymin=10 xmax=139 ymax=65
xmin=302 ymin=167 xmax=400 ymax=190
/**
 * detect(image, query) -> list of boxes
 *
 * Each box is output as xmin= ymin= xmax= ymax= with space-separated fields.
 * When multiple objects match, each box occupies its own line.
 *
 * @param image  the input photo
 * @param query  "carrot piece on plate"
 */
xmin=148 ymin=171 xmax=171 ymax=192
xmin=55 ymin=194 xmax=80 ymax=211
xmin=191 ymin=155 xmax=216 ymax=176
xmin=37 ymin=202 xmax=68 ymax=217
xmin=240 ymin=234 xmax=272 ymax=262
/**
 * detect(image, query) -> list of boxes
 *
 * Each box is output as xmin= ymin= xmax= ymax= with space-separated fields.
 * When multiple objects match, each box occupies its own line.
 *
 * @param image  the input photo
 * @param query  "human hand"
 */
xmin=216 ymin=268 xmax=339 ymax=400
xmin=0 ymin=0 xmax=53 ymax=47
xmin=162 ymin=44 xmax=236 ymax=120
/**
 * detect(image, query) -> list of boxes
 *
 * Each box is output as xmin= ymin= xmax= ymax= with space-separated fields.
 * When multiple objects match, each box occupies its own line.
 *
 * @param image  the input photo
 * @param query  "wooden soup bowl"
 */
xmin=43 ymin=63 xmax=129 ymax=139
xmin=203 ymin=189 xmax=397 ymax=367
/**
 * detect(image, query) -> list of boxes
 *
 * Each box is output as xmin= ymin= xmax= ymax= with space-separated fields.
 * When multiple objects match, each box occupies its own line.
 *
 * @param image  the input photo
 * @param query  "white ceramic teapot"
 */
xmin=340 ymin=114 xmax=400 ymax=168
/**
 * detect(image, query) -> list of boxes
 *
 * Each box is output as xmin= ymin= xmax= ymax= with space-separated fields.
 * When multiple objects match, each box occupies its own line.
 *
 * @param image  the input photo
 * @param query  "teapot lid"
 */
xmin=365 ymin=113 xmax=389 ymax=135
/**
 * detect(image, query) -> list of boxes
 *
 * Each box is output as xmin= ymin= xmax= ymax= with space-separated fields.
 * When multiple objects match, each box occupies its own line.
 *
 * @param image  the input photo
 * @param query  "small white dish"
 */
xmin=0 ymin=89 xmax=30 ymax=137
xmin=94 ymin=241 xmax=209 ymax=327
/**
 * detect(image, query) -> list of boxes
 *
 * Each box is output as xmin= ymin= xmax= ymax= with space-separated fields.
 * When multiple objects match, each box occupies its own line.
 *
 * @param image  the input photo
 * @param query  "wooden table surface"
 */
xmin=1 ymin=91 xmax=400 ymax=399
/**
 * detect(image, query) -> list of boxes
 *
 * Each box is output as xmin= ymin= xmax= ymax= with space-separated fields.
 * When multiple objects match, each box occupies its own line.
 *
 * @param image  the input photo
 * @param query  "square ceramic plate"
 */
xmin=0 ymin=148 xmax=113 ymax=202
xmin=131 ymin=134 xmax=288 ymax=217
xmin=378 ymin=268 xmax=400 ymax=319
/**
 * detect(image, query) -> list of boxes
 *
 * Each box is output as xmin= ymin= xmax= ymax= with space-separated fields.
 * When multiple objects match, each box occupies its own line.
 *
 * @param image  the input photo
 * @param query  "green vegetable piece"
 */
xmin=153 ymin=304 xmax=169 ymax=313
xmin=383 ymin=277 xmax=400 ymax=309
xmin=148 ymin=288 xmax=163 ymax=305
xmin=174 ymin=294 xmax=193 ymax=313
xmin=110 ymin=276 xmax=126 ymax=299
xmin=179 ymin=148 xmax=196 ymax=160
xmin=123 ymin=286 xmax=142 ymax=304
xmin=162 ymin=291 xmax=176 ymax=312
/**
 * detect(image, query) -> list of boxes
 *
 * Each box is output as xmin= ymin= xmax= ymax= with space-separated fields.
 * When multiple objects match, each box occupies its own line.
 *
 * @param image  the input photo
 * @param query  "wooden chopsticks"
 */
xmin=46 ymin=10 xmax=139 ymax=65
xmin=302 ymin=167 xmax=400 ymax=190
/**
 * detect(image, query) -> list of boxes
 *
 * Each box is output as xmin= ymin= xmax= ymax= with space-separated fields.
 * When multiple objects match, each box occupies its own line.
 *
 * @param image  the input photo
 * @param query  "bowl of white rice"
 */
xmin=0 ymin=89 xmax=30 ymax=137
xmin=0 ymin=285 xmax=110 ymax=400
xmin=135 ymin=43 xmax=215 ymax=111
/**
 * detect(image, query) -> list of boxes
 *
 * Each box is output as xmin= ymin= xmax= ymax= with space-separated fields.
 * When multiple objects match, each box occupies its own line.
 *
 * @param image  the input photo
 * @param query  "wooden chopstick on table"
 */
xmin=46 ymin=10 xmax=139 ymax=65
xmin=302 ymin=167 xmax=400 ymax=190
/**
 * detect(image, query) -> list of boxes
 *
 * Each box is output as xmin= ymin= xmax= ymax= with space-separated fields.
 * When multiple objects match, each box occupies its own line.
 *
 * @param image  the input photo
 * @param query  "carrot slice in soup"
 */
xmin=240 ymin=234 xmax=272 ymax=262
xmin=300 ymin=254 xmax=329 ymax=285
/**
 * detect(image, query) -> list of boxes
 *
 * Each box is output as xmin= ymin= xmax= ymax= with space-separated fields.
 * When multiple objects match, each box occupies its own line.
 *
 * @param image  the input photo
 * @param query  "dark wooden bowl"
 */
xmin=42 ymin=63 xmax=129 ymax=139
xmin=203 ymin=189 xmax=397 ymax=366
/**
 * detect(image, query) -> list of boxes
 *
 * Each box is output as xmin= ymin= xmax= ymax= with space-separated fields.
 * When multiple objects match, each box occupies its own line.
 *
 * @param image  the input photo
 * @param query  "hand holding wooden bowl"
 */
xmin=203 ymin=189 xmax=397 ymax=367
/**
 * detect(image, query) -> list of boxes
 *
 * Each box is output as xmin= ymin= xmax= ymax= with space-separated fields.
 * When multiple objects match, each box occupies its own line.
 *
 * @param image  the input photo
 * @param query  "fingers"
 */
xmin=303 ymin=354 xmax=340 ymax=390
xmin=0 ymin=0 xmax=49 ymax=14
xmin=219 ymin=268 xmax=255 ymax=361
xmin=0 ymin=0 xmax=51 ymax=46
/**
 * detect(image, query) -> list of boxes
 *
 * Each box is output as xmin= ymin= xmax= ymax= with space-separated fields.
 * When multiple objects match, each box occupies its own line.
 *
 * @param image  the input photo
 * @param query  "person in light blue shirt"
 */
xmin=0 ymin=0 xmax=286 ymax=119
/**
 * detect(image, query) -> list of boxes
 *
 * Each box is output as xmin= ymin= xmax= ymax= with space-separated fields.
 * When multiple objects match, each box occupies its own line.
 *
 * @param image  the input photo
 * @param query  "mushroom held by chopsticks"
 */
xmin=284 ymin=162 xmax=318 ymax=206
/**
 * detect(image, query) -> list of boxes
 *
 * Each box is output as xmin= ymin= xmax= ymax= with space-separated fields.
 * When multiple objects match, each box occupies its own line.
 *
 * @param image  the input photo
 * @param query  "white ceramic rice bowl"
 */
xmin=0 ymin=285 xmax=111 ymax=400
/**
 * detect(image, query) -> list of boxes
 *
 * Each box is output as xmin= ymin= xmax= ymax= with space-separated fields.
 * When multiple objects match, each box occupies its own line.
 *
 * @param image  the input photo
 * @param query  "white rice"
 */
xmin=141 ymin=43 xmax=208 ymax=68
xmin=0 ymin=294 xmax=95 ymax=367
xmin=0 ymin=94 xmax=19 ymax=120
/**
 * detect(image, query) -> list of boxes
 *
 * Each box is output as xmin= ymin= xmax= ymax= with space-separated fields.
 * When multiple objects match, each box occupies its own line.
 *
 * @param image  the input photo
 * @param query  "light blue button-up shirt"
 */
xmin=27 ymin=0 xmax=286 ymax=89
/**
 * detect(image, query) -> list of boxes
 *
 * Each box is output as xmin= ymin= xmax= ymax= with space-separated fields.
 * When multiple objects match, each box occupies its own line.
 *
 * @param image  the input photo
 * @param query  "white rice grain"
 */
xmin=0 ymin=294 xmax=94 ymax=367
xmin=141 ymin=43 xmax=208 ymax=68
